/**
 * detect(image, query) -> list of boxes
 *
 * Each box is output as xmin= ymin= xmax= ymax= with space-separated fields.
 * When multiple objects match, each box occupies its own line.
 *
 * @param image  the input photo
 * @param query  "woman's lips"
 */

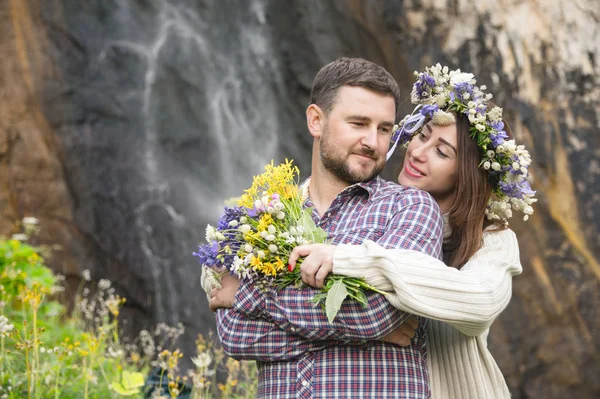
xmin=405 ymin=160 xmax=425 ymax=178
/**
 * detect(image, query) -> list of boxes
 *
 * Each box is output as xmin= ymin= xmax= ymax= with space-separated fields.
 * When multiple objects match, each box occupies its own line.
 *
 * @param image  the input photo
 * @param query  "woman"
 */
xmin=289 ymin=65 xmax=536 ymax=398
xmin=206 ymin=65 xmax=536 ymax=398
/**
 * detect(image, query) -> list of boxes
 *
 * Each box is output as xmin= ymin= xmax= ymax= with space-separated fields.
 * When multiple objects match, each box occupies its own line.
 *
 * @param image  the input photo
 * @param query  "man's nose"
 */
xmin=361 ymin=125 xmax=378 ymax=149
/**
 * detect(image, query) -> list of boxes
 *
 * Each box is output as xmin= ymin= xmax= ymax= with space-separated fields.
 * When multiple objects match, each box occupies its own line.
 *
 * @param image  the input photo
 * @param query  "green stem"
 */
xmin=25 ymin=344 xmax=31 ymax=399
xmin=1 ymin=334 xmax=4 ymax=377
xmin=32 ymin=308 xmax=39 ymax=398
xmin=83 ymin=357 xmax=88 ymax=399
xmin=54 ymin=366 xmax=61 ymax=399
xmin=91 ymin=353 xmax=110 ymax=387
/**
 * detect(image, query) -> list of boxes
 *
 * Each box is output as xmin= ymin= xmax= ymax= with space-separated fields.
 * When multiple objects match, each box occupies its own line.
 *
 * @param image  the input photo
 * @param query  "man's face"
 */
xmin=319 ymin=86 xmax=396 ymax=184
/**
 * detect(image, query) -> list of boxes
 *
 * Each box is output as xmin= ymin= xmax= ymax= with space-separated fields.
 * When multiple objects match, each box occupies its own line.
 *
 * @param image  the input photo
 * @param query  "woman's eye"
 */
xmin=436 ymin=148 xmax=449 ymax=158
xmin=418 ymin=132 xmax=427 ymax=141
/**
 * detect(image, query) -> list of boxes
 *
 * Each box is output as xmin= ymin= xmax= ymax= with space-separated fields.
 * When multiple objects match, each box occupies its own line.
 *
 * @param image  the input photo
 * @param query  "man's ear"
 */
xmin=306 ymin=104 xmax=325 ymax=138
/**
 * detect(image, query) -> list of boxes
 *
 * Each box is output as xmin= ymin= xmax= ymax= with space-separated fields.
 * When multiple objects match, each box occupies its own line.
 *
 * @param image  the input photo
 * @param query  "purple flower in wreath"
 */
xmin=489 ymin=121 xmax=509 ymax=147
xmin=420 ymin=104 xmax=439 ymax=119
xmin=450 ymin=81 xmax=475 ymax=103
xmin=414 ymin=73 xmax=436 ymax=99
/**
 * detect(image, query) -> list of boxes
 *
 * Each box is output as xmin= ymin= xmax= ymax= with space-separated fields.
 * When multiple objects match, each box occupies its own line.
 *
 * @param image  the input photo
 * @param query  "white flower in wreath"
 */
xmin=450 ymin=72 xmax=475 ymax=86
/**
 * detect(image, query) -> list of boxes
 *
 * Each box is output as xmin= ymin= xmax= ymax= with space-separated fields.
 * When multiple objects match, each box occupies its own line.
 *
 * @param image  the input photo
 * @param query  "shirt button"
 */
xmin=290 ymin=327 xmax=296 ymax=332
xmin=302 ymin=380 xmax=308 ymax=387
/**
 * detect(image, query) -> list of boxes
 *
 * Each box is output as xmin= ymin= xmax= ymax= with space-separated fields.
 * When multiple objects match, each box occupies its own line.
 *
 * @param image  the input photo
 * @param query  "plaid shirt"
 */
xmin=216 ymin=177 xmax=443 ymax=398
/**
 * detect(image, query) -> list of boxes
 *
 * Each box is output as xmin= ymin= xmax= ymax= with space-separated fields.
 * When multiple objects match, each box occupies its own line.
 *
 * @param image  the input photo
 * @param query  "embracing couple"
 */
xmin=204 ymin=57 xmax=534 ymax=398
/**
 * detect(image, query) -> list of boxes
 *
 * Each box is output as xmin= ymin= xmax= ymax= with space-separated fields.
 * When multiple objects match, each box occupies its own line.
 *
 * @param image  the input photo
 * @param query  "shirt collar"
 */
xmin=299 ymin=176 xmax=380 ymax=204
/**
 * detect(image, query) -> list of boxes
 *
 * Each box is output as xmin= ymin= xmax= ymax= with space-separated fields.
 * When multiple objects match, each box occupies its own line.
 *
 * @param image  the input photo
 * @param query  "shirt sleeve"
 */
xmin=332 ymin=228 xmax=522 ymax=336
xmin=215 ymin=307 xmax=336 ymax=361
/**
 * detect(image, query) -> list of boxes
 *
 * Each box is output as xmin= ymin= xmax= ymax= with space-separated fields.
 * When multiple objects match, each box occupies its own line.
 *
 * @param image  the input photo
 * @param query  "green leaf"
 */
xmin=347 ymin=288 xmax=368 ymax=307
xmin=325 ymin=279 xmax=349 ymax=323
xmin=111 ymin=371 xmax=145 ymax=396
xmin=309 ymin=293 xmax=328 ymax=307
xmin=298 ymin=207 xmax=328 ymax=243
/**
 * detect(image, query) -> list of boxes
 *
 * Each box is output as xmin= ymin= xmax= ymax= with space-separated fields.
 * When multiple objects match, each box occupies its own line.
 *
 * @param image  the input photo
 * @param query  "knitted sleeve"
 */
xmin=332 ymin=228 xmax=522 ymax=336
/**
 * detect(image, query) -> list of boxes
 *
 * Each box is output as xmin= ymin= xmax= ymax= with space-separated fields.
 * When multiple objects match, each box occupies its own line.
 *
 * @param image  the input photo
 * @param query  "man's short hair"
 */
xmin=310 ymin=57 xmax=401 ymax=115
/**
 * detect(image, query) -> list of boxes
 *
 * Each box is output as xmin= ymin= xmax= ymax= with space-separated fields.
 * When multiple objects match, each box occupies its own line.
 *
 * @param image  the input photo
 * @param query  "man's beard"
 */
xmin=319 ymin=128 xmax=385 ymax=184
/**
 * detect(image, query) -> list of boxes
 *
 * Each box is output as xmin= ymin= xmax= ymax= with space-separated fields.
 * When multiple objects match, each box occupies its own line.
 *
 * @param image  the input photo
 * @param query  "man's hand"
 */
xmin=209 ymin=273 xmax=241 ymax=311
xmin=289 ymin=244 xmax=337 ymax=288
xmin=380 ymin=317 xmax=419 ymax=347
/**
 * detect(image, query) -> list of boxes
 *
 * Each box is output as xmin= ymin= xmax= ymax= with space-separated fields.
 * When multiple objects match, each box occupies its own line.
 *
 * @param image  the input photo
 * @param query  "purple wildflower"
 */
xmin=414 ymin=73 xmax=436 ymax=99
xmin=453 ymin=82 xmax=474 ymax=103
xmin=498 ymin=179 xmax=535 ymax=199
xmin=193 ymin=241 xmax=220 ymax=267
xmin=489 ymin=121 xmax=509 ymax=147
xmin=217 ymin=206 xmax=246 ymax=231
xmin=420 ymin=104 xmax=439 ymax=118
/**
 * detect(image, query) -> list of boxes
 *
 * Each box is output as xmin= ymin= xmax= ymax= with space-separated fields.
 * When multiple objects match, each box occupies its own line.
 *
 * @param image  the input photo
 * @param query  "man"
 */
xmin=209 ymin=58 xmax=444 ymax=398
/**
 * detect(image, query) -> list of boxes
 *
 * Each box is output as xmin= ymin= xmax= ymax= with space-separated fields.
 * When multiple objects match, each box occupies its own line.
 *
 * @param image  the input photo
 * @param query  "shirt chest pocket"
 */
xmin=329 ymin=227 xmax=386 ymax=245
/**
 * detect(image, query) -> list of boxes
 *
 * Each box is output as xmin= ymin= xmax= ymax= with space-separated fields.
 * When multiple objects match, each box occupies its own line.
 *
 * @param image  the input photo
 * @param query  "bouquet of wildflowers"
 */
xmin=194 ymin=160 xmax=385 ymax=322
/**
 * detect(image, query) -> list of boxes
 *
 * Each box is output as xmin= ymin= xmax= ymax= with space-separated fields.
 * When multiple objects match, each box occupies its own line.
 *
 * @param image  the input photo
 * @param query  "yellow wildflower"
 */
xmin=257 ymin=214 xmax=274 ymax=232
xmin=237 ymin=160 xmax=300 ymax=208
xmin=274 ymin=257 xmax=285 ymax=272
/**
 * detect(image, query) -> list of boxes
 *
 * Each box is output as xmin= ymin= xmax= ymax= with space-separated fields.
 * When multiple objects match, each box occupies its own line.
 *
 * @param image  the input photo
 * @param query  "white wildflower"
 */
xmin=267 ymin=225 xmax=276 ymax=234
xmin=238 ymin=224 xmax=251 ymax=234
xmin=491 ymin=162 xmax=501 ymax=171
xmin=486 ymin=150 xmax=495 ymax=158
xmin=22 ymin=217 xmax=39 ymax=225
xmin=449 ymin=72 xmax=474 ymax=85
xmin=268 ymin=244 xmax=278 ymax=253
xmin=476 ymin=124 xmax=486 ymax=132
xmin=10 ymin=233 xmax=28 ymax=241
xmin=82 ymin=269 xmax=91 ymax=281
xmin=432 ymin=110 xmax=455 ymax=126
xmin=228 ymin=220 xmax=238 ymax=227
xmin=483 ymin=161 xmax=491 ymax=170
xmin=266 ymin=234 xmax=275 ymax=241
xmin=205 ymin=225 xmax=218 ymax=242
xmin=192 ymin=352 xmax=212 ymax=369
xmin=243 ymin=244 xmax=253 ymax=253
xmin=98 ymin=279 xmax=111 ymax=290
xmin=0 ymin=316 xmax=14 ymax=337
xmin=276 ymin=211 xmax=285 ymax=220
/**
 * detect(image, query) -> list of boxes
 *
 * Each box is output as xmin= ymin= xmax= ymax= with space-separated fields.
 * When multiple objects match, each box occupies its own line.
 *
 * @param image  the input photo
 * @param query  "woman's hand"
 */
xmin=209 ymin=273 xmax=241 ymax=311
xmin=380 ymin=317 xmax=419 ymax=347
xmin=289 ymin=244 xmax=337 ymax=288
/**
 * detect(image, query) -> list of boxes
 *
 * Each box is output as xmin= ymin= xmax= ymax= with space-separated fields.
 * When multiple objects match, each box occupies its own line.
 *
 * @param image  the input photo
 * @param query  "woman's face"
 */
xmin=397 ymin=122 xmax=458 ymax=212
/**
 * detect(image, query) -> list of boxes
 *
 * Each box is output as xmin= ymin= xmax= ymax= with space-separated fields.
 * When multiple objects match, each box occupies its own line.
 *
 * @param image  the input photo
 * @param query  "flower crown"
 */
xmin=387 ymin=64 xmax=536 ymax=224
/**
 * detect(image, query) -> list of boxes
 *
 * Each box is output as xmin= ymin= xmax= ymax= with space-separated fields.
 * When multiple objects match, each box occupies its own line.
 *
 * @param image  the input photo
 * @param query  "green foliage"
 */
xmin=0 ymin=236 xmax=257 ymax=399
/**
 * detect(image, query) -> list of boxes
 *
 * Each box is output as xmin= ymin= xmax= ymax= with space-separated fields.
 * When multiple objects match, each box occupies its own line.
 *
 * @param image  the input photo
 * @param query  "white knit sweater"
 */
xmin=333 ymin=228 xmax=522 ymax=399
